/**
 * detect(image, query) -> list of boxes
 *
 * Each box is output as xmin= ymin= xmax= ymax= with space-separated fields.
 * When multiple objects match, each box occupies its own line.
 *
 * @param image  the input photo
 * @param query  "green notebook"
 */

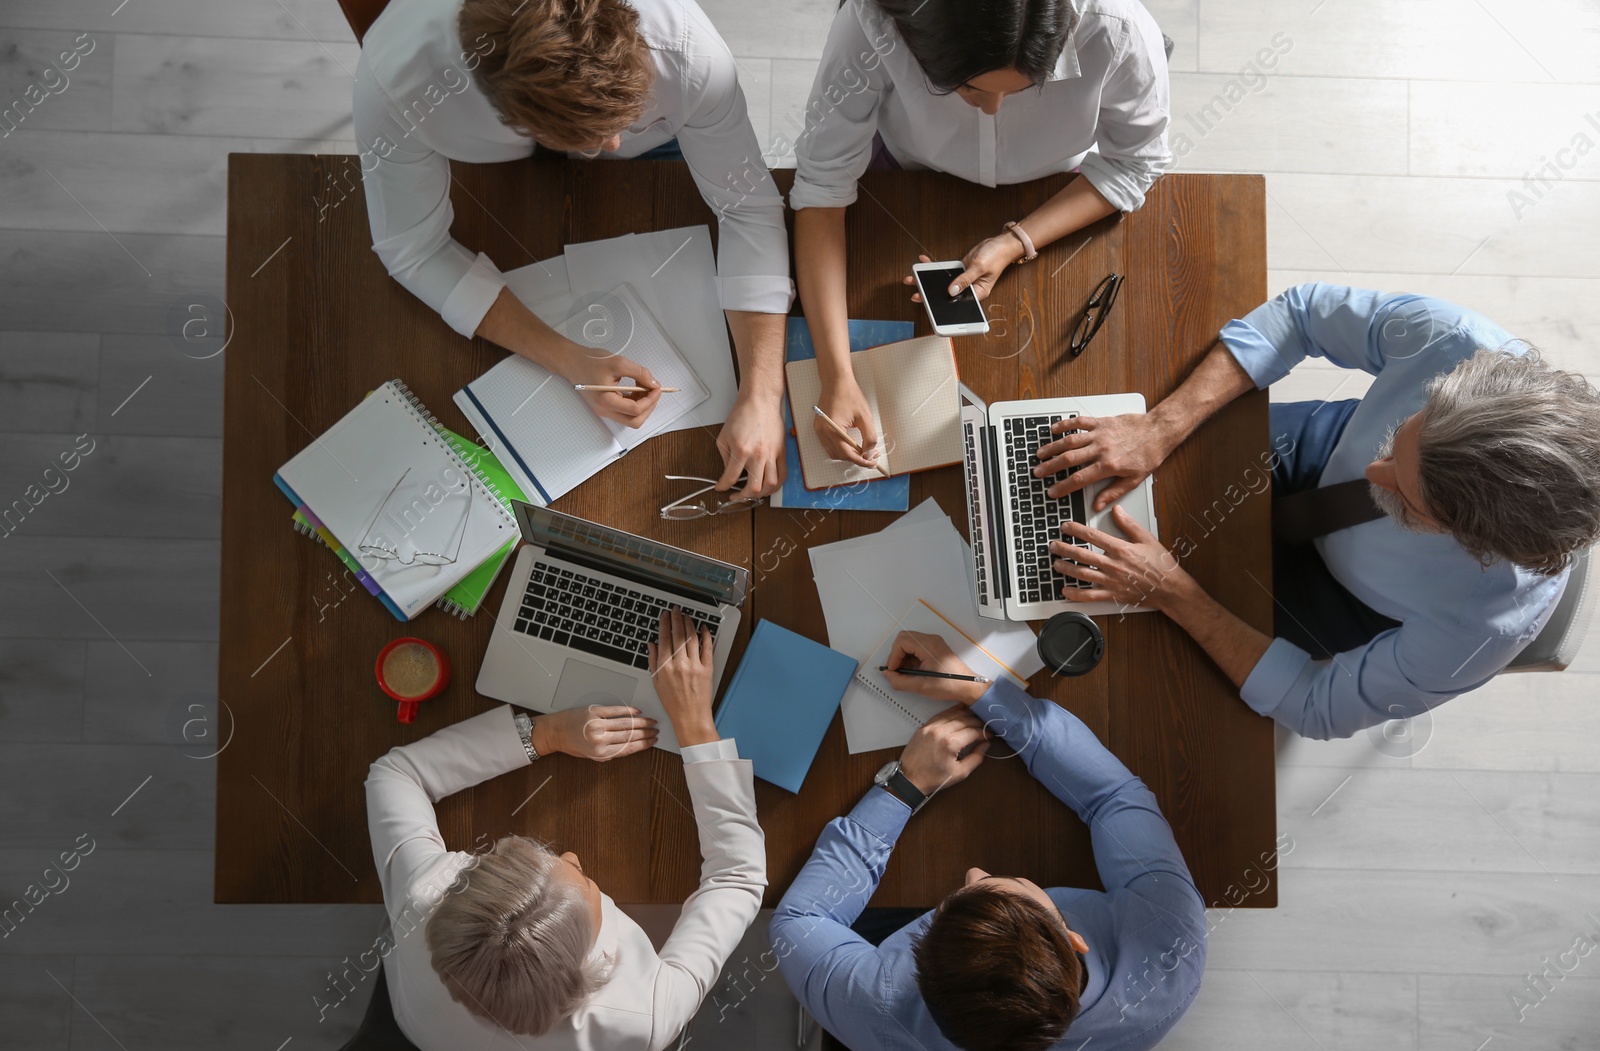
xmin=291 ymin=425 xmax=526 ymax=618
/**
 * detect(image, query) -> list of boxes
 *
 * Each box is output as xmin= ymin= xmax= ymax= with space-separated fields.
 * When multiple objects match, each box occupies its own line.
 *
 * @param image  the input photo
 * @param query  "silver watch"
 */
xmin=513 ymin=711 xmax=542 ymax=762
xmin=874 ymin=760 xmax=928 ymax=814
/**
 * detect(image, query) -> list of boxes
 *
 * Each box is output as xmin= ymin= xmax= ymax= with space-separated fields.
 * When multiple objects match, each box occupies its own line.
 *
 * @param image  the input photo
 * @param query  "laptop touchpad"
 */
xmin=552 ymin=660 xmax=638 ymax=712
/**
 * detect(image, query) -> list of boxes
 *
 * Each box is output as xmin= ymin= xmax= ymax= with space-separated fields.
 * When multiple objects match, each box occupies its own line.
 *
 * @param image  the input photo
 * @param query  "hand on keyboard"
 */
xmin=1034 ymin=413 xmax=1173 ymax=511
xmin=648 ymin=608 xmax=720 ymax=748
xmin=1051 ymin=506 xmax=1186 ymax=610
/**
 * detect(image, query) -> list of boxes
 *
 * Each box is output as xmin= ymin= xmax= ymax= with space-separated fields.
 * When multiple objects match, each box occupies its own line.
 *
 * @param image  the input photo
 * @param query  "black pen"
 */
xmin=879 ymin=666 xmax=992 ymax=684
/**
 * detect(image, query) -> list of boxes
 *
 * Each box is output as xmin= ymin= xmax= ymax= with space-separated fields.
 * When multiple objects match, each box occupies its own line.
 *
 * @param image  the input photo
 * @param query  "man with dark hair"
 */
xmin=1031 ymin=283 xmax=1600 ymax=739
xmin=355 ymin=0 xmax=794 ymax=497
xmin=770 ymin=632 xmax=1207 ymax=1051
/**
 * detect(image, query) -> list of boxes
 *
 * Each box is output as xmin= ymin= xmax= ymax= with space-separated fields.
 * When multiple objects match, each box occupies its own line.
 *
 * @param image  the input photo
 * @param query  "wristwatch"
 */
xmin=874 ymin=760 xmax=928 ymax=814
xmin=512 ymin=711 xmax=543 ymax=762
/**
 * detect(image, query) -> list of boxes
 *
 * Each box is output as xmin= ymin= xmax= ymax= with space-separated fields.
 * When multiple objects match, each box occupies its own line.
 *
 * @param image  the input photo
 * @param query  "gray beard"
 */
xmin=1369 ymin=480 xmax=1417 ymax=530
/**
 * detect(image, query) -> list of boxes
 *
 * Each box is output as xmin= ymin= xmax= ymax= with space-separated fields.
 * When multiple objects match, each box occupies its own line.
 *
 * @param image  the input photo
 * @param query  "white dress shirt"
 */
xmin=789 ymin=0 xmax=1170 ymax=213
xmin=364 ymin=705 xmax=765 ymax=1051
xmin=353 ymin=0 xmax=793 ymax=339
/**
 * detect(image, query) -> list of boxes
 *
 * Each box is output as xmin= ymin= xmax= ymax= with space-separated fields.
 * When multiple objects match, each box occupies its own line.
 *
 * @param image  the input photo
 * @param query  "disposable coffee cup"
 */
xmin=375 ymin=637 xmax=451 ymax=723
xmin=1036 ymin=612 xmax=1104 ymax=677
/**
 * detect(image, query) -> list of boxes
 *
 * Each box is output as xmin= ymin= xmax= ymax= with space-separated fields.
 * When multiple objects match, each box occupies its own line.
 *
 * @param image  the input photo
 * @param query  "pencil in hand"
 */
xmin=573 ymin=384 xmax=681 ymax=393
xmin=813 ymin=405 xmax=892 ymax=478
xmin=878 ymin=665 xmax=992 ymax=684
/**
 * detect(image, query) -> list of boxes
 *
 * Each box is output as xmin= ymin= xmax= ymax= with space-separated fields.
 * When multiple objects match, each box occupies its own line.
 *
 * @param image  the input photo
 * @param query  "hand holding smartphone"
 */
xmin=912 ymin=260 xmax=990 ymax=337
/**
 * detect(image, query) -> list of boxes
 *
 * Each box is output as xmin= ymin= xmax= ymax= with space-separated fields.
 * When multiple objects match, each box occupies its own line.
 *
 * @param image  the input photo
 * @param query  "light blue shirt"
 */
xmin=1221 ymin=283 xmax=1567 ymax=739
xmin=769 ymin=680 xmax=1207 ymax=1051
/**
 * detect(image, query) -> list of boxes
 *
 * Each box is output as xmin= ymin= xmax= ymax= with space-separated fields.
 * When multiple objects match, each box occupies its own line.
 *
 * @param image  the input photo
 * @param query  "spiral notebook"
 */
xmin=845 ymin=599 xmax=1033 ymax=753
xmin=275 ymin=381 xmax=521 ymax=620
xmin=455 ymin=283 xmax=711 ymax=504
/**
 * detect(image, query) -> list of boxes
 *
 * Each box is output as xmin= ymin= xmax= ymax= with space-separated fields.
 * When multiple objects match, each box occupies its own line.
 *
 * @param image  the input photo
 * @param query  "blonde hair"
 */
xmin=425 ymin=836 xmax=607 ymax=1035
xmin=458 ymin=0 xmax=654 ymax=151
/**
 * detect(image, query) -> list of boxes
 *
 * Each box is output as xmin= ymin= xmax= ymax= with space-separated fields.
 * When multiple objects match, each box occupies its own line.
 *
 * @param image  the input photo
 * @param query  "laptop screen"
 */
xmin=513 ymin=502 xmax=748 ymax=608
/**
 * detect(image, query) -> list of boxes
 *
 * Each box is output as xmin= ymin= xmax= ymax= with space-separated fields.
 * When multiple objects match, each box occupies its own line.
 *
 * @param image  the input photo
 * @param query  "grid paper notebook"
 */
xmin=455 ymin=283 xmax=710 ymax=504
xmin=275 ymin=381 xmax=521 ymax=620
xmin=785 ymin=335 xmax=963 ymax=489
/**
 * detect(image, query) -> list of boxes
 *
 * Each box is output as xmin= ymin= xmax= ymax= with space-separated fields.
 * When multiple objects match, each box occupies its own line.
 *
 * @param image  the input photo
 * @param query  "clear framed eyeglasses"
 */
xmin=659 ymin=475 xmax=765 ymax=520
xmin=357 ymin=467 xmax=472 ymax=566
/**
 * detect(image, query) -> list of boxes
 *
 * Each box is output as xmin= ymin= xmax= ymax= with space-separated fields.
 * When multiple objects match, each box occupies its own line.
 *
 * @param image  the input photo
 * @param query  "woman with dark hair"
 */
xmin=791 ymin=0 xmax=1170 ymax=468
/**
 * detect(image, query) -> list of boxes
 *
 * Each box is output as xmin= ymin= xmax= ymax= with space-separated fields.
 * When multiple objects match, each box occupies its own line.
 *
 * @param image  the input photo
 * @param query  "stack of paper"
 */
xmin=809 ymin=498 xmax=1046 ymax=752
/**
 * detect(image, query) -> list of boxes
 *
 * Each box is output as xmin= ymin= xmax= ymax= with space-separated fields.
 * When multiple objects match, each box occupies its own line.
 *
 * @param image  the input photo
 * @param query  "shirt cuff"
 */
xmin=1240 ymin=637 xmax=1314 ymax=717
xmin=439 ymin=252 xmax=507 ymax=339
xmin=970 ymin=678 xmax=1034 ymax=739
xmin=717 ymin=274 xmax=796 ymax=315
xmin=682 ymin=737 xmax=741 ymax=764
xmin=788 ymin=175 xmax=859 ymax=211
xmin=1077 ymin=152 xmax=1158 ymax=213
xmin=849 ymin=784 xmax=914 ymax=845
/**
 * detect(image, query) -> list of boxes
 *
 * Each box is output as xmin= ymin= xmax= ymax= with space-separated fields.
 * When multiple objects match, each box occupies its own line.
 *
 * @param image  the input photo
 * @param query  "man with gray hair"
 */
xmin=1024 ymin=282 xmax=1600 ymax=739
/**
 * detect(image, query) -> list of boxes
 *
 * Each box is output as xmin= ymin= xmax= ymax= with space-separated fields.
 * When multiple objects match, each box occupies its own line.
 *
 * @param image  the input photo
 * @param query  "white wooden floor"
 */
xmin=2 ymin=1 xmax=1598 ymax=1048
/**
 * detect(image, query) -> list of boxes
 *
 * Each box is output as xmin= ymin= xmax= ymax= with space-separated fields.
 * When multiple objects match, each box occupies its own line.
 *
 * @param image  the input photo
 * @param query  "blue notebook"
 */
xmin=773 ymin=319 xmax=912 ymax=511
xmin=714 ymin=620 xmax=855 ymax=793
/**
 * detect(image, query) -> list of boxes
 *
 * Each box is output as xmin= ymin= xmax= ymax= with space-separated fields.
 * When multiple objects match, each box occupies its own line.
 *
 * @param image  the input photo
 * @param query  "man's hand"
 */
xmin=1035 ymin=413 xmax=1179 ymax=511
xmin=647 ymin=607 xmax=719 ymax=747
xmin=531 ymin=705 xmax=657 ymax=762
xmin=1052 ymin=505 xmax=1192 ymax=611
xmin=814 ymin=378 xmax=881 ymax=469
xmin=903 ymin=241 xmax=1021 ymax=305
xmin=899 ymin=706 xmax=989 ymax=797
xmin=882 ymin=631 xmax=988 ymax=706
xmin=716 ymin=394 xmax=787 ymax=499
xmin=565 ymin=346 xmax=664 ymax=429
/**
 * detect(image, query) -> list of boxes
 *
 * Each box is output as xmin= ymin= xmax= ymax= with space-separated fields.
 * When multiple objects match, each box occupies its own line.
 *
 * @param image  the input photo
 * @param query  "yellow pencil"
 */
xmin=813 ymin=405 xmax=891 ymax=478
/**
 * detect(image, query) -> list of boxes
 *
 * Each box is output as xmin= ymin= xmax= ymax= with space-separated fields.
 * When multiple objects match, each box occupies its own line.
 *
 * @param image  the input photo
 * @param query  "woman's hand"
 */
xmin=903 ymin=239 xmax=1023 ymax=306
xmin=562 ymin=344 xmax=664 ymax=429
xmin=814 ymin=377 xmax=882 ymax=470
xmin=530 ymin=705 xmax=658 ymax=762
xmin=648 ymin=607 xmax=719 ymax=747
xmin=882 ymin=631 xmax=989 ymax=706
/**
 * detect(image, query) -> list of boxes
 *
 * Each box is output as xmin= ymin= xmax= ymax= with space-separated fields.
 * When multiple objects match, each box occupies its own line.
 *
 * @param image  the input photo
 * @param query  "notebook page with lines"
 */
xmin=786 ymin=335 xmax=963 ymax=489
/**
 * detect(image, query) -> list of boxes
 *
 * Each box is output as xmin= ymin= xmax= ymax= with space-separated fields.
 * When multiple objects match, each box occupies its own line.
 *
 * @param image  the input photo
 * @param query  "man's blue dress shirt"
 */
xmin=770 ymin=680 xmax=1209 ymax=1051
xmin=1222 ymin=283 xmax=1567 ymax=738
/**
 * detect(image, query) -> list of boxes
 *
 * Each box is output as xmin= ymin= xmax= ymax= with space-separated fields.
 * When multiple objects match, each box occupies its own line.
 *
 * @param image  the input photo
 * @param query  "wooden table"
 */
xmin=218 ymin=154 xmax=1275 ymax=908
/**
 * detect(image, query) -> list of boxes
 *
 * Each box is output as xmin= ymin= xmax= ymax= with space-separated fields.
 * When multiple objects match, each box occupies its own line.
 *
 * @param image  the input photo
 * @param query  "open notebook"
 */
xmin=455 ymin=284 xmax=710 ymax=504
xmin=275 ymin=381 xmax=521 ymax=620
xmin=785 ymin=335 xmax=963 ymax=489
xmin=846 ymin=599 xmax=1035 ymax=753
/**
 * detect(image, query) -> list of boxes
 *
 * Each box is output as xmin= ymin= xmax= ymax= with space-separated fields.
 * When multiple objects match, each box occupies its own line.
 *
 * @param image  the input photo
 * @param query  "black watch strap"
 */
xmin=883 ymin=768 xmax=928 ymax=813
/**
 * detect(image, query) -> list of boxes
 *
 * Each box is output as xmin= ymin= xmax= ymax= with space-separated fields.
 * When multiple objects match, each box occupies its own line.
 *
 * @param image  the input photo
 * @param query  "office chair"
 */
xmin=1506 ymin=545 xmax=1597 ymax=672
xmin=336 ymin=963 xmax=422 ymax=1051
xmin=337 ymin=0 xmax=392 ymax=43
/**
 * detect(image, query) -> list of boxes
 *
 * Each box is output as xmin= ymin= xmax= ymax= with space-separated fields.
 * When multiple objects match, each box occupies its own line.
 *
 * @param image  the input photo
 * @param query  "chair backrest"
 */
xmin=337 ymin=962 xmax=422 ymax=1051
xmin=1507 ymin=546 xmax=1597 ymax=672
xmin=338 ymin=0 xmax=393 ymax=43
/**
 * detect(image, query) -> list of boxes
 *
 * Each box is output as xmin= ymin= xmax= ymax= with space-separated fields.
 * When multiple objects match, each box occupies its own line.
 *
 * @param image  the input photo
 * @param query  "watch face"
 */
xmin=874 ymin=761 xmax=899 ymax=785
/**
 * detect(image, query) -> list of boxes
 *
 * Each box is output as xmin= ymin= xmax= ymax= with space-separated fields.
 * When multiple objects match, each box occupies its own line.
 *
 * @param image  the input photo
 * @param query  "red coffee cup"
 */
xmin=375 ymin=637 xmax=451 ymax=724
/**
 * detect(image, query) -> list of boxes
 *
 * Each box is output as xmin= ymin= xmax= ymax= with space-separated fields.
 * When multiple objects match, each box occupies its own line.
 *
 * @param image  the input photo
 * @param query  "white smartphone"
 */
xmin=913 ymin=260 xmax=990 ymax=337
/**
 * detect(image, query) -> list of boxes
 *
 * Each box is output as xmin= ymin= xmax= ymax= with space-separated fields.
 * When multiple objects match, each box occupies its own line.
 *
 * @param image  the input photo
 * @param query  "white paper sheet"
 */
xmin=808 ymin=499 xmax=1045 ymax=752
xmin=565 ymin=226 xmax=738 ymax=435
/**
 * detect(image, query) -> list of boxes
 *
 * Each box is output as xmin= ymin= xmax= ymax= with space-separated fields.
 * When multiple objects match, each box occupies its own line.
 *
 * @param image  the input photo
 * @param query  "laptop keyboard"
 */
xmin=963 ymin=423 xmax=990 ymax=604
xmin=513 ymin=561 xmax=721 ymax=671
xmin=1003 ymin=414 xmax=1093 ymax=604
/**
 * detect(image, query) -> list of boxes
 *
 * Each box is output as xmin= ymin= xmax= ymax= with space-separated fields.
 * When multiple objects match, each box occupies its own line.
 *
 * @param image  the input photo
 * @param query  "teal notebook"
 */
xmin=714 ymin=620 xmax=854 ymax=793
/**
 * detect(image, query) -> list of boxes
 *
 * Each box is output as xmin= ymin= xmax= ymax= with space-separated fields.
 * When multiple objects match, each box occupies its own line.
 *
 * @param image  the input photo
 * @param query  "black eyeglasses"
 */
xmin=1068 ymin=273 xmax=1123 ymax=357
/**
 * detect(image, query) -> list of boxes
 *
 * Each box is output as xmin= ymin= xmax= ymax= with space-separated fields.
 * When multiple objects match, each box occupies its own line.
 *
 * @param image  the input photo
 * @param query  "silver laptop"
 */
xmin=476 ymin=502 xmax=747 ymax=753
xmin=960 ymin=384 xmax=1159 ymax=621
